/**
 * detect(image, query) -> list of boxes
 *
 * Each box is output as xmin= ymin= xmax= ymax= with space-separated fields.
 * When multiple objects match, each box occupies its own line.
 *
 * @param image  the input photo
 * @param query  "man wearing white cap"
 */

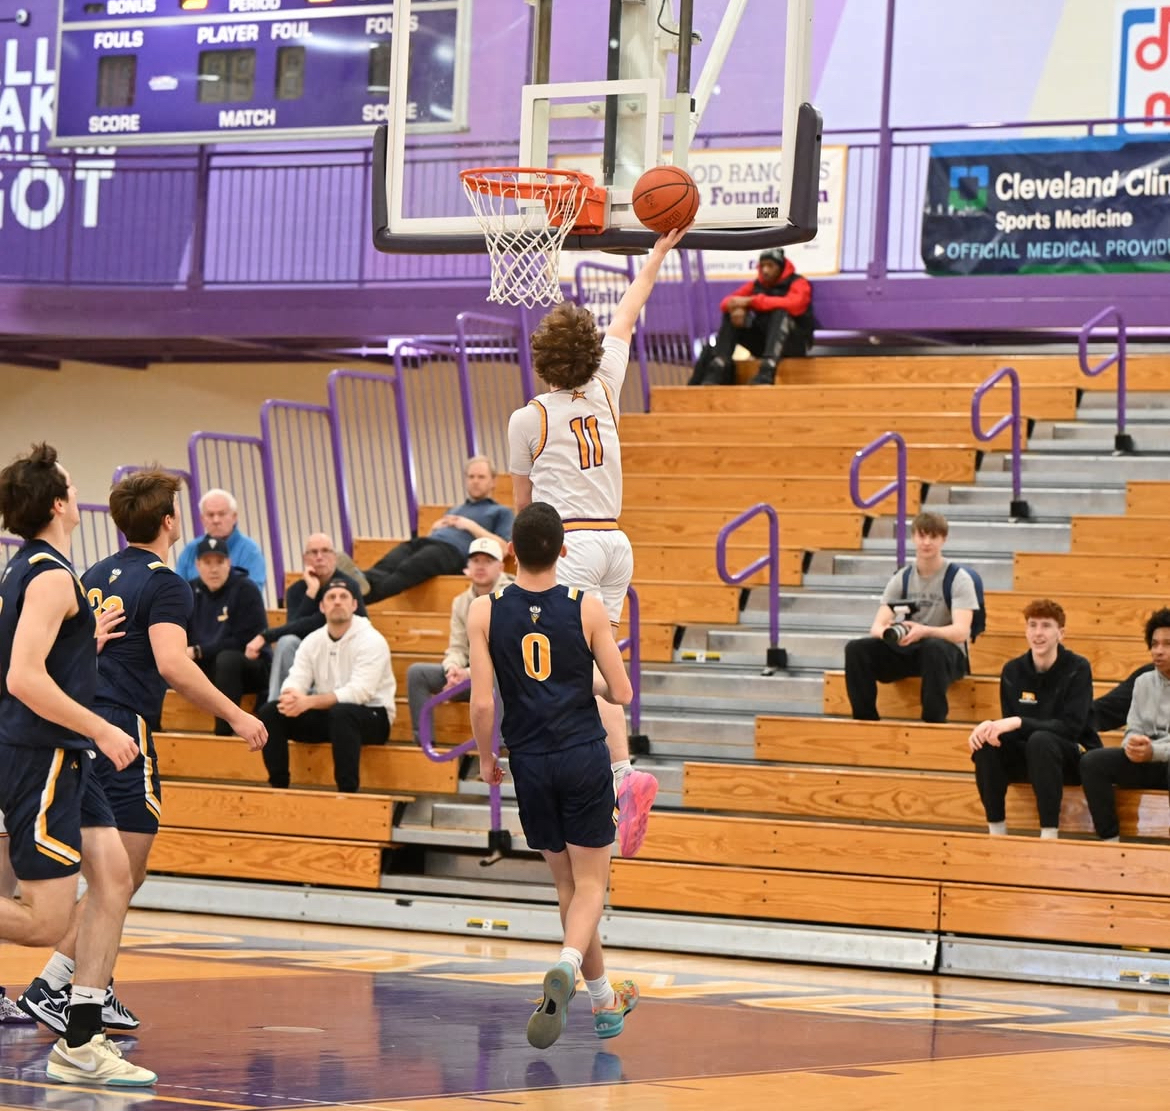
xmin=406 ymin=537 xmax=513 ymax=743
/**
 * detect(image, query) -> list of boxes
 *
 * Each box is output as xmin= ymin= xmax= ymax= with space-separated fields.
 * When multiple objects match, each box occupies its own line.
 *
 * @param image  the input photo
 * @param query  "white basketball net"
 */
xmin=461 ymin=169 xmax=589 ymax=308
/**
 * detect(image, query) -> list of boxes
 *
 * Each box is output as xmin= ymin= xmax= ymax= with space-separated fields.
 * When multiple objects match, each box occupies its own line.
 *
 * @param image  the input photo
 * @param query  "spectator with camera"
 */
xmin=968 ymin=599 xmax=1100 ymax=838
xmin=843 ymin=511 xmax=976 ymax=723
xmin=1078 ymin=607 xmax=1170 ymax=841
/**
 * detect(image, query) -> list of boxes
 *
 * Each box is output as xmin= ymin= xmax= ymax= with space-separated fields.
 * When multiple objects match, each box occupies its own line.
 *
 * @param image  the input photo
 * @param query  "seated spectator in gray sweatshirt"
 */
xmin=1079 ymin=607 xmax=1170 ymax=841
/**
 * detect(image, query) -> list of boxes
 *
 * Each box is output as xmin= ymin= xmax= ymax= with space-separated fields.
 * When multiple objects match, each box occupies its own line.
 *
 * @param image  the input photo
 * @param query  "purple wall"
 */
xmin=4 ymin=0 xmax=1170 ymax=339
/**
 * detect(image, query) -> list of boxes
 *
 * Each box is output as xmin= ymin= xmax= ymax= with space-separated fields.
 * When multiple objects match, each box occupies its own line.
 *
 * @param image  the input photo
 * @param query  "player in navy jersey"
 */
xmin=0 ymin=444 xmax=156 ymax=1086
xmin=467 ymin=502 xmax=638 ymax=1050
xmin=18 ymin=470 xmax=267 ymax=1039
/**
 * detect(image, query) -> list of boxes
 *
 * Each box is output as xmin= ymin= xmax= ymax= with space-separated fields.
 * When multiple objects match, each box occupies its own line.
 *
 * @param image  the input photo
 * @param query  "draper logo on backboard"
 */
xmin=1116 ymin=3 xmax=1170 ymax=131
xmin=947 ymin=166 xmax=989 ymax=213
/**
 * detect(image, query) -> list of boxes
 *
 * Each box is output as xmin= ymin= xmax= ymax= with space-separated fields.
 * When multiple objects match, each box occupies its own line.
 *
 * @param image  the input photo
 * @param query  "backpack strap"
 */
xmin=941 ymin=562 xmax=958 ymax=611
xmin=900 ymin=565 xmax=913 ymax=598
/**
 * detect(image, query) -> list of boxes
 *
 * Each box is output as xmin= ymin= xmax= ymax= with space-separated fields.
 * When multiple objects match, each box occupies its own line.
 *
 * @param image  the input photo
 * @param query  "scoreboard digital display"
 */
xmin=53 ymin=0 xmax=467 ymax=145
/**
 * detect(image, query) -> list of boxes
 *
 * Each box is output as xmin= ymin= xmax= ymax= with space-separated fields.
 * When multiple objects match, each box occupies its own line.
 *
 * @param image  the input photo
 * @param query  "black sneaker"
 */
xmin=102 ymin=982 xmax=140 ymax=1030
xmin=17 ymin=977 xmax=68 ymax=1034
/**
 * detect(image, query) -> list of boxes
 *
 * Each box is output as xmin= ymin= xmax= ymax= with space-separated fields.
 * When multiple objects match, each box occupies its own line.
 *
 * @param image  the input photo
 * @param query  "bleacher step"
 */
xmin=380 ymin=873 xmax=558 ymax=903
xmin=863 ymin=521 xmax=1070 ymax=552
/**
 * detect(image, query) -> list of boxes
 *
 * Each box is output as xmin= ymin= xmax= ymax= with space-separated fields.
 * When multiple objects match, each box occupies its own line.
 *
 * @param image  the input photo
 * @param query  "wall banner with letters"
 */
xmin=921 ymin=135 xmax=1170 ymax=276
xmin=554 ymin=146 xmax=847 ymax=284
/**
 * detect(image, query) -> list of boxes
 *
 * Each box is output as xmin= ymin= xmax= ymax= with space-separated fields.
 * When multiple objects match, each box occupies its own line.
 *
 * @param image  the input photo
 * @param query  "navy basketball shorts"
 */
xmin=90 ymin=705 xmax=163 ymax=835
xmin=0 ymin=744 xmax=116 ymax=881
xmin=509 ymin=739 xmax=616 ymax=852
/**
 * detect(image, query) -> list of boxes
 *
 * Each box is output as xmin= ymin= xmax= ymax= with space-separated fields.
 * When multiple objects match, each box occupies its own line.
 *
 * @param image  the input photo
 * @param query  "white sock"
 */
xmin=69 ymin=985 xmax=104 ymax=1007
xmin=559 ymin=947 xmax=583 ymax=977
xmin=1040 ymin=827 xmax=1059 ymax=840
xmin=41 ymin=952 xmax=76 ymax=991
xmin=585 ymin=974 xmax=615 ymax=1011
xmin=1103 ymin=836 xmax=1121 ymax=843
xmin=988 ymin=821 xmax=1007 ymax=836
xmin=611 ymin=760 xmax=631 ymax=786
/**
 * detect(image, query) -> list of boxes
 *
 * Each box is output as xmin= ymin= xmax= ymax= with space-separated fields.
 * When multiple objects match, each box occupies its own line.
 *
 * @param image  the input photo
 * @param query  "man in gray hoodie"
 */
xmin=1079 ymin=607 xmax=1170 ymax=841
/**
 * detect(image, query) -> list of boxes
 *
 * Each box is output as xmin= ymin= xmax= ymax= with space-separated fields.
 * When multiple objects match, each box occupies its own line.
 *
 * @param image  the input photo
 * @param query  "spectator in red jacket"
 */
xmin=690 ymin=248 xmax=815 ymax=386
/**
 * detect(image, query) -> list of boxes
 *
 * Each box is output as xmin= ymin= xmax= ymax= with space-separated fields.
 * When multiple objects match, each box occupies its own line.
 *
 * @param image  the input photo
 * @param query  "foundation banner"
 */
xmin=921 ymin=135 xmax=1170 ymax=275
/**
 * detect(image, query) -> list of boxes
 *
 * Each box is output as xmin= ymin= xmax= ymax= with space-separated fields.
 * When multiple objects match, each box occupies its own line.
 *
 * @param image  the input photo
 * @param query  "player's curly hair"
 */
xmin=530 ymin=303 xmax=605 ymax=390
xmin=0 ymin=443 xmax=70 ymax=540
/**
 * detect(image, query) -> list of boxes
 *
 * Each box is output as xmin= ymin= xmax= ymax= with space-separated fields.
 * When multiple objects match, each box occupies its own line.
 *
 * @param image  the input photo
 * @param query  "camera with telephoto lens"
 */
xmin=882 ymin=602 xmax=918 ymax=646
xmin=883 ymin=623 xmax=910 ymax=646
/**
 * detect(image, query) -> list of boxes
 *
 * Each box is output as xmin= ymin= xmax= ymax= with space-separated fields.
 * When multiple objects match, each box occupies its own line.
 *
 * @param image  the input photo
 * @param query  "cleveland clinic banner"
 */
xmin=922 ymin=135 xmax=1170 ymax=275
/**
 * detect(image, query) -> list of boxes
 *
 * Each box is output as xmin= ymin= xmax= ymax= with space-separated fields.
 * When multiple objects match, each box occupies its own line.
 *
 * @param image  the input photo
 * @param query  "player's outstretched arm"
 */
xmin=150 ymin=621 xmax=267 ymax=749
xmin=605 ymin=225 xmax=688 ymax=345
xmin=467 ymin=596 xmax=503 ymax=784
xmin=582 ymin=594 xmax=633 ymax=706
xmin=8 ymin=571 xmax=139 ymax=770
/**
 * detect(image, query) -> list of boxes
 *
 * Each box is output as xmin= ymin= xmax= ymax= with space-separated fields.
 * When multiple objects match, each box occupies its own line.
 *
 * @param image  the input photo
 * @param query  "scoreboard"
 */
xmin=53 ymin=0 xmax=467 ymax=145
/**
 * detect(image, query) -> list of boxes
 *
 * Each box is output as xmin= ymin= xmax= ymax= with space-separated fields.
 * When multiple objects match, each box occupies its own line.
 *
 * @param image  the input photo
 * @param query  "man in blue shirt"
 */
xmin=174 ymin=488 xmax=266 ymax=590
xmin=362 ymin=456 xmax=513 ymax=603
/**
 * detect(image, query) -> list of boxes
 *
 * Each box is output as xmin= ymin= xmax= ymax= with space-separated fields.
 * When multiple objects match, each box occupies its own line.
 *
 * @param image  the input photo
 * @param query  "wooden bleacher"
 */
xmin=773 ymin=352 xmax=1170 ymax=391
xmin=150 ymin=782 xmax=411 ymax=889
xmin=821 ymin=671 xmax=1116 ymax=721
xmin=610 ymin=814 xmax=1170 ymax=947
xmin=150 ymin=351 xmax=1170 ymax=963
xmin=650 ymin=382 xmax=1079 ymax=419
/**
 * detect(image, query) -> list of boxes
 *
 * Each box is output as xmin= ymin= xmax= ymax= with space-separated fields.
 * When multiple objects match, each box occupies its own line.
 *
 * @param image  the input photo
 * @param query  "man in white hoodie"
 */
xmin=257 ymin=579 xmax=395 ymax=793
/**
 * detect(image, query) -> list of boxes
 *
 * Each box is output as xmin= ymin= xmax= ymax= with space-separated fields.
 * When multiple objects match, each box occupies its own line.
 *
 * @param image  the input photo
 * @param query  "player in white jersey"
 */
xmin=507 ymin=226 xmax=687 ymax=857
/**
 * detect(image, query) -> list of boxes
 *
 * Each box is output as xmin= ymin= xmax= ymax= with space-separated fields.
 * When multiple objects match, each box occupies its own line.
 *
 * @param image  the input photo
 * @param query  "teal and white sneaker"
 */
xmin=526 ymin=960 xmax=576 ymax=1049
xmin=592 ymin=980 xmax=639 ymax=1039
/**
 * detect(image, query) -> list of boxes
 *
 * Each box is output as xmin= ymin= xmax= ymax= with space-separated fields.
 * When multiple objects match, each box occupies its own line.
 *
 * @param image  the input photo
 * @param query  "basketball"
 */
xmin=631 ymin=165 xmax=700 ymax=233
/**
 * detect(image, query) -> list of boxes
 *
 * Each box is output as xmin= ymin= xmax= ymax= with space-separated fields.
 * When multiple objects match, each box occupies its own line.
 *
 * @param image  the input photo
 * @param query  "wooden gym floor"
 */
xmin=0 ymin=909 xmax=1167 ymax=1110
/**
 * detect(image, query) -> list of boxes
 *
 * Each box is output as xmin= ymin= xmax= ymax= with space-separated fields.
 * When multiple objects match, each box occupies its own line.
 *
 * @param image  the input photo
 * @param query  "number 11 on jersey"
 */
xmin=569 ymin=416 xmax=604 ymax=470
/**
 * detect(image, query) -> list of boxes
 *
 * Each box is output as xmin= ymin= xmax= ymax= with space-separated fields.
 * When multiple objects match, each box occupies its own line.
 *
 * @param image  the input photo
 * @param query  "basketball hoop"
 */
xmin=460 ymin=167 xmax=607 ymax=308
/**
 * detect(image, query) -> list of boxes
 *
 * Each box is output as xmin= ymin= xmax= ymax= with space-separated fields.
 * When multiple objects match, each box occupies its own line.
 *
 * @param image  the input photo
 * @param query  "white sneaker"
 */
xmin=46 ymin=1035 xmax=157 ymax=1087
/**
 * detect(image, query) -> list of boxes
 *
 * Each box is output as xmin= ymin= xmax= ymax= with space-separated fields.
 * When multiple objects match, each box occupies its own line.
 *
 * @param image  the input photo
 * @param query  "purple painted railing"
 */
xmin=971 ymin=367 xmax=1030 ymax=520
xmin=417 ymin=680 xmax=510 ymax=856
xmin=716 ymin=505 xmax=786 ymax=670
xmin=327 ymin=368 xmax=413 ymax=547
xmin=187 ymin=431 xmax=277 ymax=604
xmin=259 ymin=399 xmax=347 ymax=601
xmin=454 ymin=312 xmax=532 ymax=463
xmin=616 ymin=585 xmax=644 ymax=741
xmin=1078 ymin=306 xmax=1134 ymax=453
xmin=395 ymin=340 xmax=477 ymax=525
xmin=851 ymin=433 xmax=907 ymax=568
xmin=0 ymin=536 xmax=21 ymax=574
xmin=574 ymin=259 xmax=654 ymax=413
xmin=74 ymin=504 xmax=122 ymax=575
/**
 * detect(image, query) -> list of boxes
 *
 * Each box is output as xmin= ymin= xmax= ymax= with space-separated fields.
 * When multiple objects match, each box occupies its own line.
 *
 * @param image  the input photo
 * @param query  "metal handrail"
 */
xmin=574 ymin=258 xmax=653 ymax=413
xmin=971 ymin=367 xmax=1030 ymax=519
xmin=259 ymin=398 xmax=339 ymax=599
xmin=1078 ymin=306 xmax=1133 ymax=453
xmin=615 ymin=585 xmax=645 ymax=746
xmin=326 ymin=367 xmax=412 ymax=550
xmin=850 ymin=432 xmax=907 ymax=568
xmin=454 ymin=311 xmax=529 ymax=452
xmin=417 ymin=679 xmax=509 ymax=859
xmin=715 ymin=504 xmax=786 ymax=670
